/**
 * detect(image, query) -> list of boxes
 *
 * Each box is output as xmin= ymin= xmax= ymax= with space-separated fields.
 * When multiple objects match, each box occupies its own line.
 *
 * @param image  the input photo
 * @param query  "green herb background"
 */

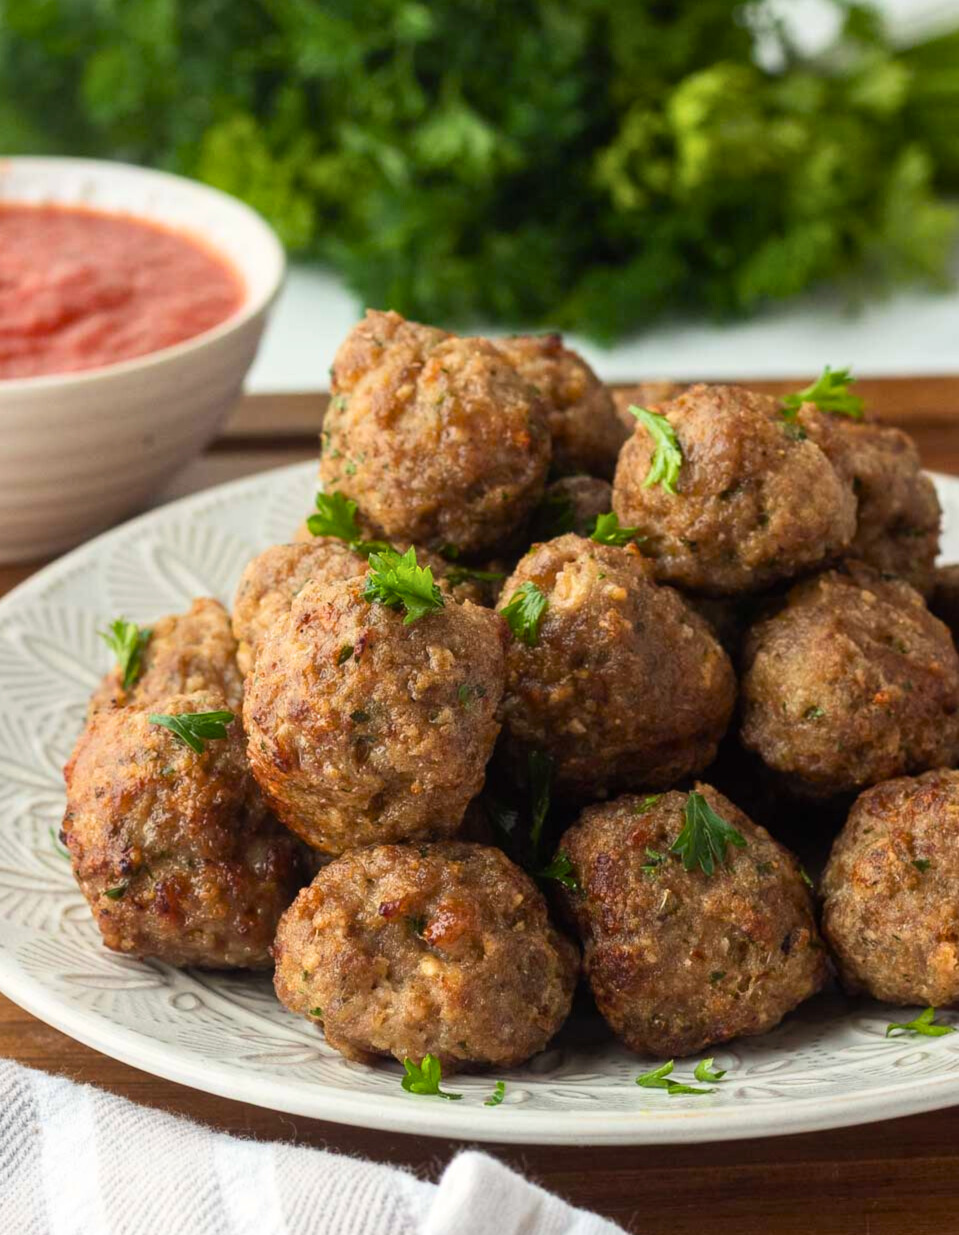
xmin=3 ymin=0 xmax=959 ymax=341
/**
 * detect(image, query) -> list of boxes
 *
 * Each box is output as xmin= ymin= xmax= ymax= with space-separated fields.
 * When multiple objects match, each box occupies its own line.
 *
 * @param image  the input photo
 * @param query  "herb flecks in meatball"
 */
xmin=497 ymin=534 xmax=735 ymax=797
xmin=274 ymin=842 xmax=578 ymax=1070
xmin=244 ymin=575 xmax=507 ymax=854
xmin=741 ymin=562 xmax=959 ymax=797
xmin=612 ymin=384 xmax=856 ymax=595
xmin=558 ymin=786 xmax=826 ymax=1057
xmin=320 ymin=309 xmax=551 ymax=555
xmin=823 ymin=770 xmax=959 ymax=1006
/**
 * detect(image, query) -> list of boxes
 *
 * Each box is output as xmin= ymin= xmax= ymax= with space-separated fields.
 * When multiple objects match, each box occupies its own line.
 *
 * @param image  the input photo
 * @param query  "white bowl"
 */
xmin=0 ymin=156 xmax=286 ymax=563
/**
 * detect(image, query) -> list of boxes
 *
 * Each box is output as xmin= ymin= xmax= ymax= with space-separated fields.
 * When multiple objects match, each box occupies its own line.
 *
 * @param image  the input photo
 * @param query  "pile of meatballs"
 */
xmin=62 ymin=309 xmax=959 ymax=1079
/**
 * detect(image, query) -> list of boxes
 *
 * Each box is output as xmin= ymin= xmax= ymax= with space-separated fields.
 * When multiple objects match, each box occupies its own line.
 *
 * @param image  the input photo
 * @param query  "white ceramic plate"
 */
xmin=3 ymin=460 xmax=959 ymax=1146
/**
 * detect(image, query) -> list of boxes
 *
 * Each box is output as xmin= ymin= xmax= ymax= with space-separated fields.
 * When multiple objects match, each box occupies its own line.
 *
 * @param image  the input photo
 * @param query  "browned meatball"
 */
xmin=612 ymin=380 xmax=687 ymax=435
xmin=822 ymin=770 xmax=959 ymax=1006
xmin=273 ymin=842 xmax=578 ymax=1071
xmin=741 ymin=562 xmax=959 ymax=798
xmin=494 ymin=334 xmax=626 ymax=478
xmin=530 ymin=475 xmax=612 ymax=541
xmin=498 ymin=535 xmax=735 ymax=797
xmin=931 ymin=565 xmax=959 ymax=643
xmin=63 ymin=688 xmax=303 ymax=968
xmin=90 ymin=597 xmax=244 ymax=716
xmin=814 ymin=419 xmax=941 ymax=594
xmin=233 ymin=540 xmax=489 ymax=676
xmin=558 ymin=787 xmax=827 ymax=1057
xmin=612 ymin=384 xmax=856 ymax=595
xmin=319 ymin=310 xmax=551 ymax=555
xmin=244 ymin=576 xmax=507 ymax=854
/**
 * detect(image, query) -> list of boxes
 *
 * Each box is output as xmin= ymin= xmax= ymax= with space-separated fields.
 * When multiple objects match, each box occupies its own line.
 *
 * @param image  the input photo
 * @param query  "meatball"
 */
xmin=741 ymin=562 xmax=959 ymax=798
xmin=63 ymin=688 xmax=303 ymax=967
xmin=558 ymin=786 xmax=827 ymax=1057
xmin=931 ymin=565 xmax=959 ymax=643
xmin=273 ymin=842 xmax=578 ymax=1071
xmin=233 ymin=540 xmax=489 ymax=676
xmin=494 ymin=334 xmax=626 ymax=478
xmin=822 ymin=769 xmax=959 ymax=1006
xmin=498 ymin=534 xmax=735 ymax=797
xmin=612 ymin=380 xmax=687 ymax=436
xmin=815 ymin=419 xmax=940 ymax=594
xmin=612 ymin=384 xmax=856 ymax=594
xmin=90 ymin=597 xmax=244 ymax=716
xmin=320 ymin=309 xmax=551 ymax=555
xmin=244 ymin=575 xmax=507 ymax=853
xmin=530 ymin=475 xmax=613 ymax=542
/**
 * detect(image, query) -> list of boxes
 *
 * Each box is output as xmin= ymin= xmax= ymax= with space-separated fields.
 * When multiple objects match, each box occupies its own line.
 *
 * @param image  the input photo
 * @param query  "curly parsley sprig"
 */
xmin=500 ymin=581 xmax=548 ymax=646
xmin=781 ymin=366 xmax=865 ymax=421
xmin=670 ymin=791 xmax=747 ymax=876
xmin=306 ymin=491 xmax=391 ymax=557
xmin=99 ymin=618 xmax=151 ymax=692
xmin=629 ymin=406 xmax=682 ymax=495
xmin=149 ymin=710 xmax=235 ymax=754
xmin=401 ymin=1054 xmax=462 ymax=1100
xmin=590 ymin=511 xmax=644 ymax=547
xmin=363 ymin=547 xmax=445 ymax=624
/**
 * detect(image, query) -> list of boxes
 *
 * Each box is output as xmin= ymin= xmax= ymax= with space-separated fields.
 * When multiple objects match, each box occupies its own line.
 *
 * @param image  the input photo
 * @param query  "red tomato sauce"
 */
xmin=0 ymin=204 xmax=244 ymax=379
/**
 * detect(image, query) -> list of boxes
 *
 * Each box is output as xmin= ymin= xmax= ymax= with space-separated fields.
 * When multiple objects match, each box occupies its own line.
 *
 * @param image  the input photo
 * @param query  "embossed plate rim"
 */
xmin=2 ymin=460 xmax=959 ymax=1145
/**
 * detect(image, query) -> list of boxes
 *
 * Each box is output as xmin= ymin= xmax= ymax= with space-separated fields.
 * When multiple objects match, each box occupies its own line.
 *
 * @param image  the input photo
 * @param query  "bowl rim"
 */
xmin=0 ymin=155 xmax=286 ymax=393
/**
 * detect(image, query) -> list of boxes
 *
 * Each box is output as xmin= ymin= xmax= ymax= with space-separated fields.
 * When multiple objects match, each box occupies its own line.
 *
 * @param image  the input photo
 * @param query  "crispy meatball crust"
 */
xmin=233 ymin=541 xmax=488 ymax=676
xmin=63 ymin=689 xmax=303 ymax=968
xmin=89 ymin=597 xmax=244 ymax=717
xmin=244 ymin=576 xmax=507 ymax=854
xmin=532 ymin=475 xmax=613 ymax=541
xmin=273 ymin=842 xmax=578 ymax=1071
xmin=498 ymin=534 xmax=735 ymax=797
xmin=822 ymin=770 xmax=959 ymax=1006
xmin=320 ymin=310 xmax=551 ymax=555
xmin=558 ymin=786 xmax=827 ymax=1057
xmin=741 ymin=562 xmax=959 ymax=798
xmin=814 ymin=419 xmax=941 ymax=594
xmin=495 ymin=334 xmax=626 ymax=479
xmin=612 ymin=385 xmax=856 ymax=595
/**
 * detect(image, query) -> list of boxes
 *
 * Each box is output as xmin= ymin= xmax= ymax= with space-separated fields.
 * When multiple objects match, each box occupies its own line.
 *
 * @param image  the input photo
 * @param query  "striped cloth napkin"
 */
xmin=0 ymin=1059 xmax=624 ymax=1235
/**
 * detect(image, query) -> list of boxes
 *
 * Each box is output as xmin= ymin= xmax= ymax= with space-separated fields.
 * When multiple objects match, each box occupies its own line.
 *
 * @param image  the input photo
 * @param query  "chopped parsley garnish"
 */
xmin=500 ymin=581 xmax=548 ymax=646
xmin=635 ymin=794 xmax=662 ymax=814
xmin=534 ymin=850 xmax=579 ymax=891
xmin=640 ymin=848 xmax=666 ymax=876
xmin=104 ymin=884 xmax=127 ymax=900
xmin=309 ymin=1006 xmax=324 ymax=1019
xmin=670 ymin=791 xmax=747 ymax=876
xmin=800 ymin=865 xmax=814 ymax=889
xmin=148 ymin=709 xmax=235 ymax=755
xmin=363 ymin=547 xmax=445 ymax=624
xmin=886 ymin=1007 xmax=955 ymax=1039
xmin=528 ymin=749 xmax=553 ymax=852
xmin=337 ymin=644 xmax=355 ymax=665
xmin=484 ymin=1081 xmax=506 ymax=1107
xmin=781 ymin=366 xmax=864 ymax=421
xmin=629 ymin=406 xmax=682 ymax=495
xmin=306 ymin=491 xmax=390 ymax=556
xmin=635 ymin=1060 xmax=714 ymax=1096
xmin=912 ymin=858 xmax=932 ymax=872
xmin=99 ymin=618 xmax=151 ymax=692
xmin=590 ymin=511 xmax=643 ymax=547
xmin=401 ymin=1054 xmax=462 ymax=1100
xmin=693 ymin=1057 xmax=727 ymax=1083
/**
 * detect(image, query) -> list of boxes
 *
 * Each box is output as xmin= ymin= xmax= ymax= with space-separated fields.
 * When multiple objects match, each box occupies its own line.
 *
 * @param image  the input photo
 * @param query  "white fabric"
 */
xmin=0 ymin=1060 xmax=624 ymax=1235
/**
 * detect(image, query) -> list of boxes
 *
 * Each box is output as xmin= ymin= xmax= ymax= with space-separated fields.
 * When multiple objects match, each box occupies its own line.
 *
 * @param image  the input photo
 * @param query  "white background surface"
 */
xmin=246 ymin=0 xmax=959 ymax=392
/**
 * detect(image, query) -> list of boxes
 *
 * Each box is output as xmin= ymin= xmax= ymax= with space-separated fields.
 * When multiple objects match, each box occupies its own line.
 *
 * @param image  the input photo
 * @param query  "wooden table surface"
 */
xmin=3 ymin=376 xmax=959 ymax=1234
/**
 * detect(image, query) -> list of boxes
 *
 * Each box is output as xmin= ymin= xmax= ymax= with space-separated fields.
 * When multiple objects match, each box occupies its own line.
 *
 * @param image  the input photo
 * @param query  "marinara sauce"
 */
xmin=0 ymin=204 xmax=244 ymax=379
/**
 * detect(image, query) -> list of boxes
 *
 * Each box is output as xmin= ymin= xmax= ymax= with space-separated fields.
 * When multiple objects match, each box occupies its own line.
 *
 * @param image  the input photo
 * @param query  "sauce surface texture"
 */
xmin=0 ymin=204 xmax=244 ymax=379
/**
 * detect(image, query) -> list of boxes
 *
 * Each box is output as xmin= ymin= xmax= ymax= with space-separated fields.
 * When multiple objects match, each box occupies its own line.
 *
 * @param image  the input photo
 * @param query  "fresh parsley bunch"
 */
xmin=4 ymin=2 xmax=958 ymax=341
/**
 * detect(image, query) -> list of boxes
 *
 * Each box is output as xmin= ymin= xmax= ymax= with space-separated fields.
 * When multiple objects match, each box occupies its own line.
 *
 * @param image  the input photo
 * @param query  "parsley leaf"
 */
xmin=590 ymin=511 xmax=643 ymax=547
xmin=629 ymin=406 xmax=682 ymax=495
xmin=363 ymin=547 xmax=445 ymax=623
xmin=306 ymin=491 xmax=391 ymax=556
xmin=635 ymin=1060 xmax=714 ymax=1096
xmin=484 ymin=1080 xmax=506 ymax=1107
xmin=886 ymin=1007 xmax=956 ymax=1038
xmin=500 ymin=581 xmax=548 ymax=646
xmin=104 ymin=884 xmax=127 ymax=900
xmin=535 ymin=850 xmax=579 ymax=891
xmin=49 ymin=826 xmax=70 ymax=862
xmin=99 ymin=618 xmax=151 ymax=692
xmin=670 ymin=791 xmax=747 ymax=876
xmin=148 ymin=710 xmax=235 ymax=754
xmin=694 ymin=1057 xmax=727 ymax=1083
xmin=781 ymin=366 xmax=865 ymax=421
xmin=401 ymin=1054 xmax=462 ymax=1100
